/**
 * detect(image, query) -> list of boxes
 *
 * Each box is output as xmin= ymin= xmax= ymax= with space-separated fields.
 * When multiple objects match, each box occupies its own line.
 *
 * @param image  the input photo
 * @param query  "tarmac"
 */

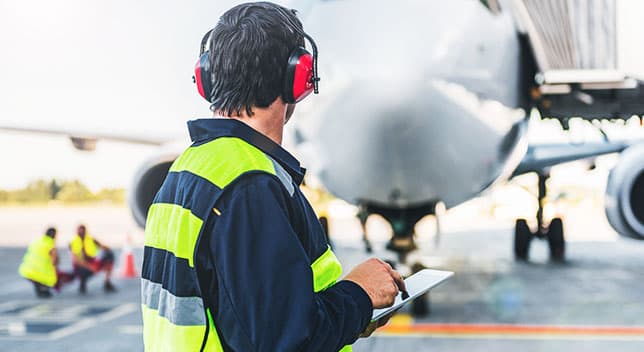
xmin=1 ymin=208 xmax=644 ymax=351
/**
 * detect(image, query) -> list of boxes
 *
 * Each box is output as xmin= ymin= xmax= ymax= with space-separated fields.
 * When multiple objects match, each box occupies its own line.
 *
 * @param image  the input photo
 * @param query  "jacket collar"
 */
xmin=187 ymin=118 xmax=305 ymax=185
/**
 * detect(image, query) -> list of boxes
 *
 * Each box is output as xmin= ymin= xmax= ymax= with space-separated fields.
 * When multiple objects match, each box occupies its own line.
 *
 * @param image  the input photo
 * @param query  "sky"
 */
xmin=0 ymin=0 xmax=643 ymax=191
xmin=0 ymin=0 xmax=245 ymax=190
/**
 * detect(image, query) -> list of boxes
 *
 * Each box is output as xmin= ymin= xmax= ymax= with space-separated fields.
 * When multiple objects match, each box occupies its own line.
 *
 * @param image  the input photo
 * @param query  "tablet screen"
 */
xmin=371 ymin=269 xmax=453 ymax=321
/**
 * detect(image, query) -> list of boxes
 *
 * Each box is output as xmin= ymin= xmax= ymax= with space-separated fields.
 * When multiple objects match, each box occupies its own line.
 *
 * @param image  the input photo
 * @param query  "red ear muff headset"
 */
xmin=283 ymin=32 xmax=319 ymax=103
xmin=193 ymin=9 xmax=320 ymax=105
xmin=194 ymin=29 xmax=214 ymax=102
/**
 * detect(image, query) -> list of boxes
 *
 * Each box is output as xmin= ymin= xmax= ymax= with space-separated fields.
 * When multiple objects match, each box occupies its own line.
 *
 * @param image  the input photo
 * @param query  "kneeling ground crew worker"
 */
xmin=19 ymin=227 xmax=74 ymax=298
xmin=141 ymin=2 xmax=405 ymax=351
xmin=70 ymin=224 xmax=116 ymax=294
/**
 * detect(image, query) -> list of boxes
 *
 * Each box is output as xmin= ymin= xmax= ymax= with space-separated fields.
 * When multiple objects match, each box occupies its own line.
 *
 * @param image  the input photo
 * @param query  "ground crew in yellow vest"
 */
xmin=141 ymin=2 xmax=405 ymax=351
xmin=19 ymin=227 xmax=73 ymax=298
xmin=70 ymin=224 xmax=116 ymax=294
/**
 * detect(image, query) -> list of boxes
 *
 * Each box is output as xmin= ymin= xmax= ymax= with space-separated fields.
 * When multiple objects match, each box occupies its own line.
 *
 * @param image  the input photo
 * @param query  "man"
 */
xmin=142 ymin=2 xmax=404 ymax=351
xmin=19 ymin=227 xmax=73 ymax=298
xmin=70 ymin=224 xmax=116 ymax=293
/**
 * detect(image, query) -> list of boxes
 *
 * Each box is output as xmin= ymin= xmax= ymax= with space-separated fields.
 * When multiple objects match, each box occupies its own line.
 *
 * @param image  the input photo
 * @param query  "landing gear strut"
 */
xmin=359 ymin=203 xmax=431 ymax=263
xmin=364 ymin=202 xmax=436 ymax=318
xmin=357 ymin=205 xmax=373 ymax=254
xmin=514 ymin=172 xmax=566 ymax=261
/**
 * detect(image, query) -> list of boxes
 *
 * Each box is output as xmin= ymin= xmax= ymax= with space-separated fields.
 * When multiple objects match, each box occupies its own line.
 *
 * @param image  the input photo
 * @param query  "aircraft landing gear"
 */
xmin=410 ymin=262 xmax=430 ymax=317
xmin=363 ymin=203 xmax=434 ymax=263
xmin=386 ymin=221 xmax=418 ymax=264
xmin=365 ymin=202 xmax=436 ymax=318
xmin=514 ymin=172 xmax=566 ymax=261
xmin=514 ymin=219 xmax=531 ymax=260
xmin=384 ymin=261 xmax=431 ymax=317
xmin=357 ymin=205 xmax=373 ymax=254
xmin=547 ymin=218 xmax=565 ymax=261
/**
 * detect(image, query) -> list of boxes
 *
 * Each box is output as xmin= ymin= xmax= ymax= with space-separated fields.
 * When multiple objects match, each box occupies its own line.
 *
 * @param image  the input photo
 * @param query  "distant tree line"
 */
xmin=0 ymin=179 xmax=125 ymax=205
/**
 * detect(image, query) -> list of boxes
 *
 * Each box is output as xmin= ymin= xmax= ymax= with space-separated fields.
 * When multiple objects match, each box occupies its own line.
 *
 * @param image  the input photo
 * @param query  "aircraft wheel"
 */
xmin=411 ymin=293 xmax=430 ymax=317
xmin=410 ymin=262 xmax=430 ymax=317
xmin=547 ymin=218 xmax=565 ymax=262
xmin=514 ymin=219 xmax=532 ymax=261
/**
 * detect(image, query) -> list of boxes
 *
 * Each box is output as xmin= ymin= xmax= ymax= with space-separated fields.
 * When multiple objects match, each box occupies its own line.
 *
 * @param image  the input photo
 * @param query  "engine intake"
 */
xmin=129 ymin=154 xmax=178 ymax=228
xmin=605 ymin=144 xmax=644 ymax=239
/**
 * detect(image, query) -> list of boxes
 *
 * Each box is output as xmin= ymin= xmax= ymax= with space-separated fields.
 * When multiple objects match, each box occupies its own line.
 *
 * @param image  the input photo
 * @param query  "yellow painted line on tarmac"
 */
xmin=387 ymin=313 xmax=414 ymax=326
xmin=377 ymin=315 xmax=644 ymax=341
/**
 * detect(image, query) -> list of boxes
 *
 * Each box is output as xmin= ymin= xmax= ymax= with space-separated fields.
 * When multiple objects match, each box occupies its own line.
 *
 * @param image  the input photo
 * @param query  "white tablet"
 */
xmin=371 ymin=269 xmax=453 ymax=322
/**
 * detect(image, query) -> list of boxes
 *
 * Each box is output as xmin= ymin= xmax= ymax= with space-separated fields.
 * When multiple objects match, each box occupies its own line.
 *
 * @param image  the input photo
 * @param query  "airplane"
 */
xmin=2 ymin=0 xmax=644 ymax=265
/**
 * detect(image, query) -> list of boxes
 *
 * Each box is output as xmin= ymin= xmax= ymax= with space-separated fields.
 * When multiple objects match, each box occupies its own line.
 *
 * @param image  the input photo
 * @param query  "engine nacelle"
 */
xmin=605 ymin=144 xmax=644 ymax=240
xmin=129 ymin=153 xmax=178 ymax=228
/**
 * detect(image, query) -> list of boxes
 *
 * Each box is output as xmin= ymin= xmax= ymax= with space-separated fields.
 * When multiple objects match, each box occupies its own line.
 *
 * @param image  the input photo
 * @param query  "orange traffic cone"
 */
xmin=120 ymin=234 xmax=138 ymax=278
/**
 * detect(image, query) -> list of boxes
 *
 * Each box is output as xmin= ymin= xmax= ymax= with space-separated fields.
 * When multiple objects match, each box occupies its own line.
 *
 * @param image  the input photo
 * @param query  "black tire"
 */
xmin=514 ymin=219 xmax=532 ymax=261
xmin=409 ymin=262 xmax=430 ymax=317
xmin=547 ymin=218 xmax=565 ymax=261
xmin=411 ymin=293 xmax=430 ymax=317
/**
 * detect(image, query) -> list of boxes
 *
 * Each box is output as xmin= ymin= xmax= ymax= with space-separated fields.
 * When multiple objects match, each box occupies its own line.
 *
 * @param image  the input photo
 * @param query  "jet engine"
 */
xmin=605 ymin=144 xmax=644 ymax=240
xmin=129 ymin=153 xmax=179 ymax=228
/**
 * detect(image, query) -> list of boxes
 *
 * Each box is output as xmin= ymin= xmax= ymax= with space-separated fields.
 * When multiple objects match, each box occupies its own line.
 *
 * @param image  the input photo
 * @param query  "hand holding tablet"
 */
xmin=344 ymin=258 xmax=407 ymax=309
xmin=371 ymin=269 xmax=453 ymax=322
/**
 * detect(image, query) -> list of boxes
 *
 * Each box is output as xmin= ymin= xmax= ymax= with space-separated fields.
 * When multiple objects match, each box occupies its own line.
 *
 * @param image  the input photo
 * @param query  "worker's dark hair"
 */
xmin=45 ymin=227 xmax=57 ymax=238
xmin=207 ymin=1 xmax=305 ymax=116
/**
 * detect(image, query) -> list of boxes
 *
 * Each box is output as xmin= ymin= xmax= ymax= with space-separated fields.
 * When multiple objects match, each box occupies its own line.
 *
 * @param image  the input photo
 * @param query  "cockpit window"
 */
xmin=480 ymin=0 xmax=502 ymax=14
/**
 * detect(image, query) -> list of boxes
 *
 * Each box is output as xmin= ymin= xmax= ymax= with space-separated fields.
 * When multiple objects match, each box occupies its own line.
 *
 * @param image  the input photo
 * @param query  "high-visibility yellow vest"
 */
xmin=70 ymin=234 xmax=98 ymax=259
xmin=19 ymin=235 xmax=57 ymax=287
xmin=142 ymin=137 xmax=351 ymax=352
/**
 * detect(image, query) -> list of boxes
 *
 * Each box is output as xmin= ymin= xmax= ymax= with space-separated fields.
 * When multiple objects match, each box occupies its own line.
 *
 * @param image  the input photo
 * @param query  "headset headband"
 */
xmin=274 ymin=7 xmax=320 ymax=93
xmin=199 ymin=29 xmax=213 ymax=56
xmin=200 ymin=7 xmax=320 ymax=93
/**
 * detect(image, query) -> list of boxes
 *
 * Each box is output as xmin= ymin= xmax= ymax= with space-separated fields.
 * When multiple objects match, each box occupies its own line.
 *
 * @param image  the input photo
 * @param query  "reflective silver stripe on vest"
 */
xmin=141 ymin=278 xmax=206 ymax=326
xmin=269 ymin=157 xmax=294 ymax=196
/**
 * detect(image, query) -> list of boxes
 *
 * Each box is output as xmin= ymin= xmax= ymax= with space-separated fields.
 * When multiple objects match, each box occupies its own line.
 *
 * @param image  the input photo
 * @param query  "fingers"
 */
xmin=377 ymin=259 xmax=406 ymax=293
xmin=385 ymin=280 xmax=397 ymax=306
xmin=350 ymin=258 xmax=407 ymax=309
xmin=390 ymin=269 xmax=406 ymax=293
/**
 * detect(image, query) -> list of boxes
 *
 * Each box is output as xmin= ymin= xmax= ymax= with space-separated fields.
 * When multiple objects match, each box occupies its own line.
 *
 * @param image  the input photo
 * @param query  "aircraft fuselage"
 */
xmin=291 ymin=0 xmax=528 ymax=210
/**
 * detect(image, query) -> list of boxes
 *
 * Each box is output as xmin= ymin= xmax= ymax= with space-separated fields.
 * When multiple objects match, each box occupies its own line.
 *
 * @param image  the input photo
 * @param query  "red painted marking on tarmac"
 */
xmin=379 ymin=323 xmax=644 ymax=336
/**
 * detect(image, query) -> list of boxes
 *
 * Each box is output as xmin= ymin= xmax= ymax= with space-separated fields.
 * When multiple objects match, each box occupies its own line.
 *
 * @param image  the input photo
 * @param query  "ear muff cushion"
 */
xmin=284 ymin=47 xmax=314 ymax=104
xmin=194 ymin=51 xmax=213 ymax=102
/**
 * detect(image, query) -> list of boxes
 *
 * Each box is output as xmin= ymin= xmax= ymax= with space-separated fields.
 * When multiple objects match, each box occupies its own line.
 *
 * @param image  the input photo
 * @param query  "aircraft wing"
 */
xmin=512 ymin=141 xmax=631 ymax=176
xmin=0 ymin=124 xmax=172 ymax=151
